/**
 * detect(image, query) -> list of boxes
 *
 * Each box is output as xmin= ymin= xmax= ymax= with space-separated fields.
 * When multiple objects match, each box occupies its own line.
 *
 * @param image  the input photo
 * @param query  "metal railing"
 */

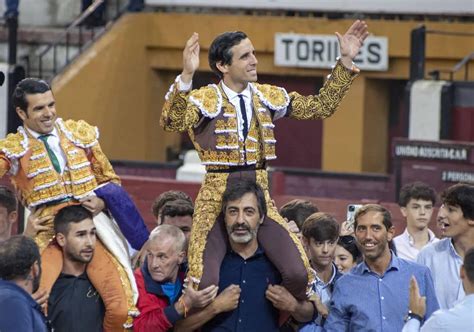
xmin=24 ymin=0 xmax=128 ymax=80
xmin=429 ymin=52 xmax=474 ymax=81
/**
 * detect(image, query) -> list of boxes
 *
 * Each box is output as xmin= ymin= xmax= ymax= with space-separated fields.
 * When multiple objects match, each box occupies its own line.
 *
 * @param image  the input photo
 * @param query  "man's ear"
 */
xmin=216 ymin=62 xmax=228 ymax=76
xmin=177 ymin=250 xmax=185 ymax=264
xmin=8 ymin=211 xmax=18 ymax=224
xmin=16 ymin=107 xmax=27 ymax=121
xmin=400 ymin=207 xmax=408 ymax=218
xmin=56 ymin=232 xmax=66 ymax=248
xmin=387 ymin=226 xmax=395 ymax=242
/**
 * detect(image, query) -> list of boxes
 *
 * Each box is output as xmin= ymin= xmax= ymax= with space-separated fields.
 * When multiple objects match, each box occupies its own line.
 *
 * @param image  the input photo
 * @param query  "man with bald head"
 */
xmin=133 ymin=225 xmax=218 ymax=331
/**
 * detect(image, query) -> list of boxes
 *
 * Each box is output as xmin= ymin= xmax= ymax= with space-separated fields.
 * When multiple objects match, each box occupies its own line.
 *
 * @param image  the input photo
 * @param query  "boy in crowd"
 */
xmin=394 ymin=182 xmax=438 ymax=261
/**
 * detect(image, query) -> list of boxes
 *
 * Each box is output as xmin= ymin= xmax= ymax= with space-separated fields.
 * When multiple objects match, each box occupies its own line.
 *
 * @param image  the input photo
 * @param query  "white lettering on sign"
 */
xmin=274 ymin=34 xmax=388 ymax=71
xmin=442 ymin=171 xmax=474 ymax=183
xmin=395 ymin=145 xmax=469 ymax=161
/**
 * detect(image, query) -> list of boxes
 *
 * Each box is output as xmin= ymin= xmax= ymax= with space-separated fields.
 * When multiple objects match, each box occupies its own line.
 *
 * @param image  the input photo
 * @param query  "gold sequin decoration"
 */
xmin=160 ymin=85 xmax=200 ymax=132
xmin=289 ymin=61 xmax=358 ymax=120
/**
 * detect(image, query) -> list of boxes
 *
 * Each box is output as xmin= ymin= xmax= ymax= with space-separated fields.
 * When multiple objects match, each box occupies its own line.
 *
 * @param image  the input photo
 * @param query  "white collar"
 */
xmin=25 ymin=125 xmax=59 ymax=139
xmin=221 ymin=81 xmax=252 ymax=101
xmin=402 ymin=227 xmax=437 ymax=246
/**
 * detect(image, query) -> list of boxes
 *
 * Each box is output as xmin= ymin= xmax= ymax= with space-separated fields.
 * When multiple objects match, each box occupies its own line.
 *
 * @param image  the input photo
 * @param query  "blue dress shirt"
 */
xmin=417 ymin=238 xmax=465 ymax=309
xmin=202 ymin=247 xmax=282 ymax=332
xmin=324 ymin=254 xmax=439 ymax=332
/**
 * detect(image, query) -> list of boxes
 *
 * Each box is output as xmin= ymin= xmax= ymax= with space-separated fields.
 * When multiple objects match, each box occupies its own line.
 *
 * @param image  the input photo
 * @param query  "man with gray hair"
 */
xmin=133 ymin=225 xmax=218 ymax=331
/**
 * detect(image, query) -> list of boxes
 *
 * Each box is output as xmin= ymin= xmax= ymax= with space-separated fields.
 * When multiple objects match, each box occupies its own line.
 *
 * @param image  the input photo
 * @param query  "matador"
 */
xmin=161 ymin=21 xmax=368 ymax=300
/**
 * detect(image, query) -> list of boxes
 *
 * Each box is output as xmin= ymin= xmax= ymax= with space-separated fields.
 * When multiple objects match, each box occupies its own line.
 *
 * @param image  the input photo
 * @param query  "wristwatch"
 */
xmin=404 ymin=310 xmax=423 ymax=323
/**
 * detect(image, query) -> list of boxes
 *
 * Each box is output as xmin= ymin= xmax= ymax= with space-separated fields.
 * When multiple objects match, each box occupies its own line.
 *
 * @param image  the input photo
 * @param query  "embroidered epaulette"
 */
xmin=189 ymin=84 xmax=222 ymax=119
xmin=0 ymin=128 xmax=28 ymax=159
xmin=57 ymin=118 xmax=99 ymax=148
xmin=251 ymin=83 xmax=290 ymax=111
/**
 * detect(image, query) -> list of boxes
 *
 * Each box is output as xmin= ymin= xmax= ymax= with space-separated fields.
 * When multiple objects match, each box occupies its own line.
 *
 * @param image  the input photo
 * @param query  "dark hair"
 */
xmin=0 ymin=235 xmax=40 ymax=280
xmin=302 ymin=212 xmax=340 ymax=242
xmin=398 ymin=181 xmax=437 ymax=207
xmin=354 ymin=204 xmax=393 ymax=231
xmin=0 ymin=186 xmax=17 ymax=213
xmin=280 ymin=199 xmax=319 ymax=231
xmin=54 ymin=205 xmax=93 ymax=235
xmin=337 ymin=235 xmax=361 ymax=263
xmin=12 ymin=78 xmax=51 ymax=112
xmin=441 ymin=183 xmax=474 ymax=220
xmin=208 ymin=31 xmax=248 ymax=79
xmin=152 ymin=190 xmax=193 ymax=219
xmin=160 ymin=199 xmax=194 ymax=224
xmin=464 ymin=247 xmax=474 ymax=283
xmin=222 ymin=178 xmax=266 ymax=218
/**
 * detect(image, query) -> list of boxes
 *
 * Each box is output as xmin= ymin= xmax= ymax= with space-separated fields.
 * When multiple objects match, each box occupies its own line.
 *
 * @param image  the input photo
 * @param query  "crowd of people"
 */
xmin=0 ymin=17 xmax=473 ymax=332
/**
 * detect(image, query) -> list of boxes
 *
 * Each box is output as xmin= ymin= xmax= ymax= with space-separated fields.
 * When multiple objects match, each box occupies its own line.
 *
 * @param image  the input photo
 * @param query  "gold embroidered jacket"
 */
xmin=0 ymin=119 xmax=119 ymax=208
xmin=161 ymin=61 xmax=358 ymax=168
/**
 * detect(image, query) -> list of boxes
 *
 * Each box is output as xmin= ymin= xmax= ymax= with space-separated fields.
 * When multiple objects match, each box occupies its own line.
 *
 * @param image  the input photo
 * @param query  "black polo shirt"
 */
xmin=48 ymin=272 xmax=105 ymax=332
xmin=203 ymin=247 xmax=282 ymax=332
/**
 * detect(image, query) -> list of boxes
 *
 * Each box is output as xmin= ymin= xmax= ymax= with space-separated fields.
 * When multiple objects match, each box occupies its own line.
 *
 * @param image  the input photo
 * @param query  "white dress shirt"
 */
xmin=393 ymin=228 xmax=439 ymax=261
xmin=417 ymin=238 xmax=465 ymax=309
xmin=402 ymin=294 xmax=474 ymax=332
xmin=25 ymin=126 xmax=67 ymax=174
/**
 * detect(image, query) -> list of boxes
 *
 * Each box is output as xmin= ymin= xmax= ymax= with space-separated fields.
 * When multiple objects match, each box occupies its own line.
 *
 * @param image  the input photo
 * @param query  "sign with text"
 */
xmin=274 ymin=33 xmax=388 ymax=71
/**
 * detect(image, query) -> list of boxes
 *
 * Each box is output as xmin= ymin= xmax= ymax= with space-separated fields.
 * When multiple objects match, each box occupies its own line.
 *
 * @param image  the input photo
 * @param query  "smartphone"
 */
xmin=346 ymin=204 xmax=363 ymax=229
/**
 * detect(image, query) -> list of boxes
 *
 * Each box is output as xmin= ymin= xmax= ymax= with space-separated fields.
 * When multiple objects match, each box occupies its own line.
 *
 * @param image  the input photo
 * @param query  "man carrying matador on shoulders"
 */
xmin=0 ymin=78 xmax=150 ymax=330
xmin=161 ymin=20 xmax=368 ymax=300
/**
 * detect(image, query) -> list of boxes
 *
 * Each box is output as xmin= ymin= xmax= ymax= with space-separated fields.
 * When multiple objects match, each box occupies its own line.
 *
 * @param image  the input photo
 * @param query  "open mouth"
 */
xmin=440 ymin=222 xmax=450 ymax=230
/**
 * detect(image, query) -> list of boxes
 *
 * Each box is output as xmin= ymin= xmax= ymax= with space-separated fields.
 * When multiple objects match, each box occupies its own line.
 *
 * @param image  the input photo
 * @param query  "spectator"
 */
xmin=160 ymin=199 xmax=194 ymax=246
xmin=0 ymin=185 xmax=17 ymax=242
xmin=403 ymin=247 xmax=474 ymax=332
xmin=280 ymin=199 xmax=319 ymax=238
xmin=202 ymin=179 xmax=314 ymax=331
xmin=0 ymin=235 xmax=49 ymax=331
xmin=417 ymin=183 xmax=474 ymax=309
xmin=324 ymin=204 xmax=439 ymax=331
xmin=394 ymin=182 xmax=438 ymax=261
xmin=133 ymin=225 xmax=217 ymax=332
xmin=334 ymin=235 xmax=361 ymax=274
xmin=300 ymin=212 xmax=342 ymax=330
xmin=48 ymin=205 xmax=105 ymax=332
xmin=151 ymin=190 xmax=193 ymax=222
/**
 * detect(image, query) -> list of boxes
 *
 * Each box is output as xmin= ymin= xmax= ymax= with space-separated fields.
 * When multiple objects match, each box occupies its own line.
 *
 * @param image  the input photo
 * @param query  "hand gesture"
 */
xmin=265 ymin=284 xmax=298 ymax=312
xmin=80 ymin=196 xmax=105 ymax=216
xmin=32 ymin=289 xmax=49 ymax=313
xmin=182 ymin=279 xmax=218 ymax=310
xmin=213 ymin=284 xmax=241 ymax=313
xmin=181 ymin=32 xmax=200 ymax=84
xmin=310 ymin=293 xmax=329 ymax=318
xmin=336 ymin=20 xmax=369 ymax=65
xmin=409 ymin=276 xmax=426 ymax=317
xmin=24 ymin=209 xmax=52 ymax=238
xmin=340 ymin=220 xmax=355 ymax=236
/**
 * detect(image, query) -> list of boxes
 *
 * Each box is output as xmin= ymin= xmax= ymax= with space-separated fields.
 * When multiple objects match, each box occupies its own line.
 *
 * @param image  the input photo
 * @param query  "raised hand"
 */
xmin=409 ymin=276 xmax=426 ymax=318
xmin=181 ymin=32 xmax=200 ymax=84
xmin=336 ymin=20 xmax=369 ymax=68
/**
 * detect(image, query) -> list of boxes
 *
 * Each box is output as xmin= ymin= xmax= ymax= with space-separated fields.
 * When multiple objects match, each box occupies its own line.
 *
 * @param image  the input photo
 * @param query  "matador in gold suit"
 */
xmin=0 ymin=79 xmax=149 ymax=330
xmin=161 ymin=23 xmax=367 ymax=300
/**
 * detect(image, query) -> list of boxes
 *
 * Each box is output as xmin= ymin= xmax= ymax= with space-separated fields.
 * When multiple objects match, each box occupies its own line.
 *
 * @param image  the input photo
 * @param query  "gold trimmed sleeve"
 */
xmin=88 ymin=143 xmax=120 ymax=185
xmin=160 ymin=82 xmax=201 ymax=133
xmin=288 ymin=60 xmax=358 ymax=120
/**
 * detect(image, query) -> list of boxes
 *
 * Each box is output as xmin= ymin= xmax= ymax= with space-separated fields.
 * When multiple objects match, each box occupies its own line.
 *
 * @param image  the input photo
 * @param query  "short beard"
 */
xmin=66 ymin=248 xmax=94 ymax=264
xmin=227 ymin=223 xmax=259 ymax=244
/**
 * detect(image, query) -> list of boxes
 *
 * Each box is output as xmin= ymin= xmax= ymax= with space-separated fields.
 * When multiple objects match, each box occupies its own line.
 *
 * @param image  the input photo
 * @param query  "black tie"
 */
xmin=238 ymin=94 xmax=249 ymax=139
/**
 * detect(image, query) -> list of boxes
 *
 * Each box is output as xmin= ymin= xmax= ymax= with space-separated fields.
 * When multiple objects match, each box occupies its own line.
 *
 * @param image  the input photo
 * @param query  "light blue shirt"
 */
xmin=324 ymin=254 xmax=439 ymax=332
xmin=417 ymin=238 xmax=464 ymax=309
xmin=402 ymin=294 xmax=474 ymax=332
